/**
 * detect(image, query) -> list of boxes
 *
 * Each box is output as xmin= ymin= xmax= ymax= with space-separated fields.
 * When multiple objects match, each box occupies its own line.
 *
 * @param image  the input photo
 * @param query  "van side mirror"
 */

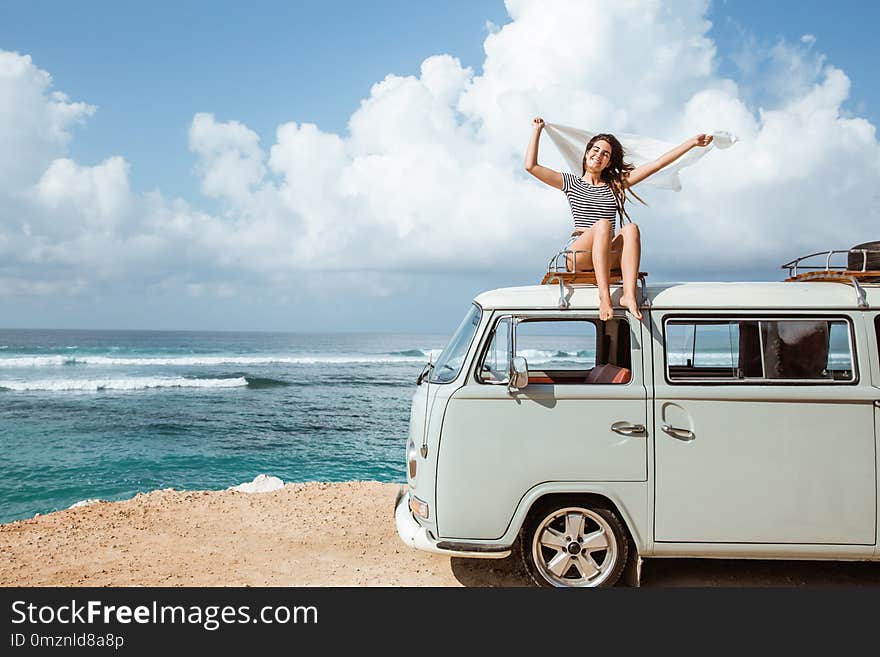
xmin=509 ymin=356 xmax=529 ymax=392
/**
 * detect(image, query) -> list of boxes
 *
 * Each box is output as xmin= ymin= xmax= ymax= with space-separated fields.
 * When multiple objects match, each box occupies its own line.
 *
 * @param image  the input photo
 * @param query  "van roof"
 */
xmin=473 ymin=281 xmax=880 ymax=311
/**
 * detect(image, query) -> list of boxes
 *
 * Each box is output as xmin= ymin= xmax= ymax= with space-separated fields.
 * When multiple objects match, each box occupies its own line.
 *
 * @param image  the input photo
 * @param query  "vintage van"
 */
xmin=395 ymin=256 xmax=880 ymax=587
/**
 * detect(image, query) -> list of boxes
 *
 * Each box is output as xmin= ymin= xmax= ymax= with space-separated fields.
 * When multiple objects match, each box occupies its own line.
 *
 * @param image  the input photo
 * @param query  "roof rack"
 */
xmin=541 ymin=248 xmax=648 ymax=310
xmin=781 ymin=248 xmax=880 ymax=309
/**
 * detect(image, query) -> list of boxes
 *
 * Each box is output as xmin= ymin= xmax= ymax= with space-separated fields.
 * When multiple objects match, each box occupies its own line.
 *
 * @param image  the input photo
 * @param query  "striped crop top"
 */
xmin=561 ymin=172 xmax=618 ymax=232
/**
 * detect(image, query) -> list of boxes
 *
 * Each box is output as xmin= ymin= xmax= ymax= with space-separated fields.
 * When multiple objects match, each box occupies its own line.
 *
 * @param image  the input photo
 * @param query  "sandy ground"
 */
xmin=2 ymin=481 xmax=880 ymax=587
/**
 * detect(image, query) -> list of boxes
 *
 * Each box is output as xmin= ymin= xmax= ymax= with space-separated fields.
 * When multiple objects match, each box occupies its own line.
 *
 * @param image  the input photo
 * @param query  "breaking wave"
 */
xmin=517 ymin=349 xmax=596 ymax=364
xmin=0 ymin=353 xmax=436 ymax=368
xmin=241 ymin=376 xmax=291 ymax=389
xmin=0 ymin=377 xmax=250 ymax=392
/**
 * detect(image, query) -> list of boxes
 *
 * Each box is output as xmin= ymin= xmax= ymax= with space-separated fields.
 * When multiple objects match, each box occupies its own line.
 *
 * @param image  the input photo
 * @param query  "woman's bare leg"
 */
xmin=566 ymin=230 xmax=593 ymax=273
xmin=612 ymin=222 xmax=642 ymax=320
xmin=567 ymin=220 xmax=614 ymax=320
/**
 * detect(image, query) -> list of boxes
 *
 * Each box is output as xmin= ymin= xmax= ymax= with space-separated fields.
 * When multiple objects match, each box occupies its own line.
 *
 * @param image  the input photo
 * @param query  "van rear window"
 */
xmin=665 ymin=318 xmax=855 ymax=384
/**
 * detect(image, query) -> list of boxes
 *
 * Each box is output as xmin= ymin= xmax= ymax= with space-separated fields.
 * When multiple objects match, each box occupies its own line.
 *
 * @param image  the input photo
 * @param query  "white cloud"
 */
xmin=664 ymin=65 xmax=880 ymax=272
xmin=0 ymin=51 xmax=94 ymax=192
xmin=1 ymin=0 xmax=879 ymax=308
xmin=34 ymin=156 xmax=131 ymax=231
xmin=188 ymin=112 xmax=266 ymax=203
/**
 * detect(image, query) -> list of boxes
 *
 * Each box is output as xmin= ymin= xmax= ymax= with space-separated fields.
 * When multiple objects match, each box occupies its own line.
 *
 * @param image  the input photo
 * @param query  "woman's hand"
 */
xmin=533 ymin=117 xmax=545 ymax=131
xmin=692 ymin=133 xmax=713 ymax=147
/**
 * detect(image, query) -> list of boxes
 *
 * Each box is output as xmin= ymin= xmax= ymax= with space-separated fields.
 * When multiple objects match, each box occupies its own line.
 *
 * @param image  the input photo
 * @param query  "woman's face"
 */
xmin=584 ymin=139 xmax=612 ymax=173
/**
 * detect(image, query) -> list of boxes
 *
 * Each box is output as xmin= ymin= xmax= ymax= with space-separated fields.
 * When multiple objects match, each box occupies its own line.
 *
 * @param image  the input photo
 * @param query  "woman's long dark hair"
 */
xmin=582 ymin=133 xmax=646 ymax=224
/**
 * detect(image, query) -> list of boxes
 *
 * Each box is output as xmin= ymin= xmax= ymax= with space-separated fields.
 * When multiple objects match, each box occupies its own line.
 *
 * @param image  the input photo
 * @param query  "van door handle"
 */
xmin=662 ymin=424 xmax=694 ymax=441
xmin=612 ymin=424 xmax=646 ymax=436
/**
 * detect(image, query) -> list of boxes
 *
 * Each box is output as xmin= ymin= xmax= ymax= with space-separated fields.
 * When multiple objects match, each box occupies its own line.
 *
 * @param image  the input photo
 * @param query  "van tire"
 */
xmin=519 ymin=498 xmax=629 ymax=588
xmin=847 ymin=241 xmax=880 ymax=271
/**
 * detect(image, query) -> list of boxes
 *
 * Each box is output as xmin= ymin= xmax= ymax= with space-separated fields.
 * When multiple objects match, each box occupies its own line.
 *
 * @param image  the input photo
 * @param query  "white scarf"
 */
xmin=543 ymin=123 xmax=737 ymax=192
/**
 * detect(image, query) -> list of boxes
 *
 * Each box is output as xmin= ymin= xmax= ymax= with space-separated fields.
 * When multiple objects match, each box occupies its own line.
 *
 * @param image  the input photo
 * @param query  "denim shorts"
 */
xmin=562 ymin=231 xmax=583 ymax=251
xmin=563 ymin=222 xmax=618 ymax=251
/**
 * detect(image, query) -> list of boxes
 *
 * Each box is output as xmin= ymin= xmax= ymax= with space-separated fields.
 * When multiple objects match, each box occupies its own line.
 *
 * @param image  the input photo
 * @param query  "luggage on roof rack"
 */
xmin=780 ymin=241 xmax=880 ymax=309
xmin=781 ymin=242 xmax=880 ymax=282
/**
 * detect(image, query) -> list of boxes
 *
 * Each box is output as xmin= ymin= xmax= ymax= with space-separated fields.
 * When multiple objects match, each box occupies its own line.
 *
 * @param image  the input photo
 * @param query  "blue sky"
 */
xmin=1 ymin=1 xmax=878 ymax=331
xmin=0 ymin=1 xmax=511 ymax=202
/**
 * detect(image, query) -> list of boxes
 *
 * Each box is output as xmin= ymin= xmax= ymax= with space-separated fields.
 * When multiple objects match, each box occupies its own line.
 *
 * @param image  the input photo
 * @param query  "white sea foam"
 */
xmin=0 ymin=356 xmax=82 ymax=367
xmin=0 ymin=354 xmax=433 ymax=368
xmin=0 ymin=376 xmax=249 ymax=391
xmin=517 ymin=349 xmax=595 ymax=364
xmin=69 ymin=498 xmax=104 ymax=508
xmin=229 ymin=474 xmax=284 ymax=494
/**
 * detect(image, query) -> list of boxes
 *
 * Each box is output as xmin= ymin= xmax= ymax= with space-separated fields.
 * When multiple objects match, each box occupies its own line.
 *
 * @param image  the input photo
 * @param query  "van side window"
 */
xmin=477 ymin=318 xmax=632 ymax=385
xmin=665 ymin=318 xmax=855 ymax=383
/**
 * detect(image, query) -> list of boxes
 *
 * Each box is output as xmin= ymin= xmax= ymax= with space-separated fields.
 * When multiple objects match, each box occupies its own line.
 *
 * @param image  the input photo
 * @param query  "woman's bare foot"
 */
xmin=620 ymin=294 xmax=643 ymax=320
xmin=599 ymin=295 xmax=614 ymax=321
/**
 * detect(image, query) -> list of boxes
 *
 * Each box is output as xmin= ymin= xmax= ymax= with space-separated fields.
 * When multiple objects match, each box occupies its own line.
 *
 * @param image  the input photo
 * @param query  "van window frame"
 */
xmin=473 ymin=313 xmax=633 ymax=386
xmin=662 ymin=313 xmax=859 ymax=386
xmin=473 ymin=314 xmax=515 ymax=385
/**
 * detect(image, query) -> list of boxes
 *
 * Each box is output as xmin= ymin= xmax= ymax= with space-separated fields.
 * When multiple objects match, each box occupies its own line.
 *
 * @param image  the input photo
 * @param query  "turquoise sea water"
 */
xmin=0 ymin=329 xmax=450 ymax=524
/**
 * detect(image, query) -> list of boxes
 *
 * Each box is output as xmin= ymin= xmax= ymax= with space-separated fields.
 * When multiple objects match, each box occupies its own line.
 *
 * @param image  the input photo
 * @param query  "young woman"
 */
xmin=525 ymin=117 xmax=713 ymax=320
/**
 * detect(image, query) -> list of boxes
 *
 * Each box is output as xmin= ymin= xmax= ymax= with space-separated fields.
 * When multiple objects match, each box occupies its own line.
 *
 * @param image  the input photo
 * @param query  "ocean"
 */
xmin=0 ymin=329 xmax=449 ymax=524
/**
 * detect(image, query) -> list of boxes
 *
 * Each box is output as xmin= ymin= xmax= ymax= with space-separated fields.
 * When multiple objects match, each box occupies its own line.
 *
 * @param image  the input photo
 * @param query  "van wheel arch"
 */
xmin=518 ymin=493 xmax=637 ymax=588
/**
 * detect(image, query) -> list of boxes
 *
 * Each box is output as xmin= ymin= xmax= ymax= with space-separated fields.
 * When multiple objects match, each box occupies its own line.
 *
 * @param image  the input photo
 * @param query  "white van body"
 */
xmin=395 ymin=281 xmax=880 ymax=586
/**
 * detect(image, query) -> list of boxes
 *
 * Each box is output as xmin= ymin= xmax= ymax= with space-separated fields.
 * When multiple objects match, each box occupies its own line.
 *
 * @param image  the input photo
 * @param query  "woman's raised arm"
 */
xmin=625 ymin=134 xmax=713 ymax=187
xmin=525 ymin=117 xmax=564 ymax=190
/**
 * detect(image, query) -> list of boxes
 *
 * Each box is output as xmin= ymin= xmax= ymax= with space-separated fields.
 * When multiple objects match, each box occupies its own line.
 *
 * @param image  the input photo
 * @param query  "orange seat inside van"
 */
xmin=584 ymin=364 xmax=631 ymax=384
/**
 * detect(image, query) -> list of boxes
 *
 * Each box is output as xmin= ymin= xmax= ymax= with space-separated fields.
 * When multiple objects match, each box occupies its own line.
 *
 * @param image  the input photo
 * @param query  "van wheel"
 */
xmin=519 ymin=501 xmax=628 ymax=588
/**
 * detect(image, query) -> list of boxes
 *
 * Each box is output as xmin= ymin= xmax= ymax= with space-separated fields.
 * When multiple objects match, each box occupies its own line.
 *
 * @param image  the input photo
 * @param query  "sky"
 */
xmin=1 ymin=0 xmax=879 ymax=332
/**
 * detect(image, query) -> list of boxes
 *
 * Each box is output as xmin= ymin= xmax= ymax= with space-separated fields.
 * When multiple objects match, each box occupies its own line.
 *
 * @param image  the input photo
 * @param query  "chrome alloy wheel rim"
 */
xmin=532 ymin=507 xmax=618 ymax=587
